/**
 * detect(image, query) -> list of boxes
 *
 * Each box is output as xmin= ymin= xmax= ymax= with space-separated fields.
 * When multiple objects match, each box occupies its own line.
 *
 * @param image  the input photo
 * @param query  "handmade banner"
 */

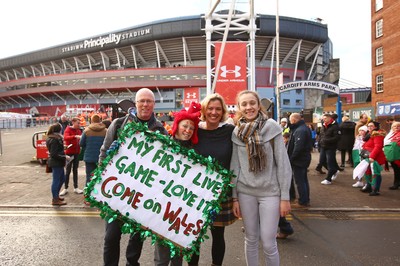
xmin=85 ymin=122 xmax=233 ymax=260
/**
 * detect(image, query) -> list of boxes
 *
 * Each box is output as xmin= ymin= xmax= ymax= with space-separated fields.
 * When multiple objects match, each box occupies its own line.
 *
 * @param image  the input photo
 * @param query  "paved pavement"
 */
xmin=1 ymin=126 xmax=400 ymax=211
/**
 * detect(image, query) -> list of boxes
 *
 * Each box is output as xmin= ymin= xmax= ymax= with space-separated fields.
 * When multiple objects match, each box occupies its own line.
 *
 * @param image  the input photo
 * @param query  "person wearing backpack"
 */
xmin=98 ymin=88 xmax=168 ymax=266
xmin=384 ymin=121 xmax=400 ymax=190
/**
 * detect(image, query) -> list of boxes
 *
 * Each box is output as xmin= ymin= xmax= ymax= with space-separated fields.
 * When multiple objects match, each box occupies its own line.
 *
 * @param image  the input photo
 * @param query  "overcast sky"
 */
xmin=0 ymin=0 xmax=371 ymax=87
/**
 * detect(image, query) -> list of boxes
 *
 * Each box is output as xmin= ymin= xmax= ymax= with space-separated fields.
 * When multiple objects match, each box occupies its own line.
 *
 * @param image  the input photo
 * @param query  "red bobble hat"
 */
xmin=171 ymin=101 xmax=201 ymax=144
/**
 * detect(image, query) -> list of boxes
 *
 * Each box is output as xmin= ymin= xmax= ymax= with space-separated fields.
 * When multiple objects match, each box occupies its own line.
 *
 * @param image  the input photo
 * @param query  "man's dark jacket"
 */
xmin=287 ymin=119 xmax=312 ymax=167
xmin=319 ymin=120 xmax=340 ymax=150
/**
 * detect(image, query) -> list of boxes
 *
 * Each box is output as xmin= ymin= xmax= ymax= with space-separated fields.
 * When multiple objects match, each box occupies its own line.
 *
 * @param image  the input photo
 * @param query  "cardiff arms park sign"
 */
xmin=84 ymin=122 xmax=233 ymax=260
xmin=278 ymin=80 xmax=340 ymax=94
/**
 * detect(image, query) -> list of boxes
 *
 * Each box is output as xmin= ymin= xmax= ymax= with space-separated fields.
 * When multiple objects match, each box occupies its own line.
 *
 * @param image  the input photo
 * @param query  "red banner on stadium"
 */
xmin=214 ymin=42 xmax=247 ymax=105
xmin=183 ymin=87 xmax=200 ymax=109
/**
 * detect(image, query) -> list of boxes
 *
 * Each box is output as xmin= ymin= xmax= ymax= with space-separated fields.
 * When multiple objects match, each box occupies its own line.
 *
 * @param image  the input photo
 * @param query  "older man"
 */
xmin=99 ymin=88 xmax=169 ymax=266
xmin=287 ymin=113 xmax=312 ymax=207
xmin=58 ymin=115 xmax=71 ymax=134
xmin=355 ymin=113 xmax=370 ymax=137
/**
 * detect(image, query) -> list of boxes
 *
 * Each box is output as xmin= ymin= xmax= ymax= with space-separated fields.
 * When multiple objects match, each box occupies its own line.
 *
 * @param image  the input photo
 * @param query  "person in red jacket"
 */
xmin=60 ymin=117 xmax=83 ymax=196
xmin=361 ymin=121 xmax=387 ymax=196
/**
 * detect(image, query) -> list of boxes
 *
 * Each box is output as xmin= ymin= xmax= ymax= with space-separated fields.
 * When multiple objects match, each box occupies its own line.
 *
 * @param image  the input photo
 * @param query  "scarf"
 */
xmin=323 ymin=118 xmax=334 ymax=128
xmin=237 ymin=113 xmax=266 ymax=173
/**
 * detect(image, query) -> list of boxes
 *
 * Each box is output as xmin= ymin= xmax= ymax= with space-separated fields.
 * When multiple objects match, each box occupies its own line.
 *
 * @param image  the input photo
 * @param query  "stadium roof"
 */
xmin=0 ymin=13 xmax=328 ymax=77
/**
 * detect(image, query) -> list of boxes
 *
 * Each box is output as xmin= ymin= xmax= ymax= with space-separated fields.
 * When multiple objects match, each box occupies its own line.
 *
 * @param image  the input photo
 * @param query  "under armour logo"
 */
xmin=186 ymin=93 xmax=197 ymax=99
xmin=220 ymin=65 xmax=241 ymax=78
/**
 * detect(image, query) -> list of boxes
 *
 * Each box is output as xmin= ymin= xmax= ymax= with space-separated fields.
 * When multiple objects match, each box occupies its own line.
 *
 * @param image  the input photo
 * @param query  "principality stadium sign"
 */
xmin=278 ymin=80 xmax=339 ymax=94
xmin=61 ymin=27 xmax=152 ymax=53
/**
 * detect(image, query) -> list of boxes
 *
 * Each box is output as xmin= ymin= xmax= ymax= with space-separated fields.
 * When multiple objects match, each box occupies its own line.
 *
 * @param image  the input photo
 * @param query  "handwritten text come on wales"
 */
xmin=91 ymin=133 xmax=224 ymax=248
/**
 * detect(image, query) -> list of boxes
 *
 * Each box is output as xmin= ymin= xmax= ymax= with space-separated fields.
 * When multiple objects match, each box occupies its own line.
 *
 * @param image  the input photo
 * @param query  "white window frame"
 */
xmin=376 ymin=75 xmax=383 ymax=93
xmin=376 ymin=47 xmax=383 ymax=65
xmin=376 ymin=19 xmax=383 ymax=38
xmin=375 ymin=0 xmax=383 ymax=12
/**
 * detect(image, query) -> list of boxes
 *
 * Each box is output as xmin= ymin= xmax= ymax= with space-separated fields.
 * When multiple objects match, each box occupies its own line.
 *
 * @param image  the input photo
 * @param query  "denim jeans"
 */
xmin=85 ymin=162 xmax=97 ymax=185
xmin=103 ymin=220 xmax=143 ymax=266
xmin=292 ymin=165 xmax=310 ymax=205
xmin=51 ymin=166 xmax=65 ymax=199
xmin=325 ymin=148 xmax=338 ymax=181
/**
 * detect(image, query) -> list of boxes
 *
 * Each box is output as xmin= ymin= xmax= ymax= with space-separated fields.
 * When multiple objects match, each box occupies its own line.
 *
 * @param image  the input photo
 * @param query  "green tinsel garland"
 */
xmin=84 ymin=120 xmax=235 ymax=261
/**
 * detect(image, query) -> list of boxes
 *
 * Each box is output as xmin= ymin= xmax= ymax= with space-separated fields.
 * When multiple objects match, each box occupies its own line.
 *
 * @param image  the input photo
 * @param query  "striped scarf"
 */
xmin=237 ymin=113 xmax=266 ymax=173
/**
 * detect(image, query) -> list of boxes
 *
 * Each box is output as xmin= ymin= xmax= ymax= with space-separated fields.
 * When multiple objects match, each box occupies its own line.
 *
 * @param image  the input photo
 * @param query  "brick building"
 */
xmin=371 ymin=0 xmax=400 ymax=128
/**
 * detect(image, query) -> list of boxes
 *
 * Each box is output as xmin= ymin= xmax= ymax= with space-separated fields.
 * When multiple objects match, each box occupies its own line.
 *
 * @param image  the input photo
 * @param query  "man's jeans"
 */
xmin=292 ymin=165 xmax=310 ymax=205
xmin=103 ymin=220 xmax=143 ymax=266
xmin=85 ymin=162 xmax=97 ymax=185
xmin=325 ymin=148 xmax=338 ymax=181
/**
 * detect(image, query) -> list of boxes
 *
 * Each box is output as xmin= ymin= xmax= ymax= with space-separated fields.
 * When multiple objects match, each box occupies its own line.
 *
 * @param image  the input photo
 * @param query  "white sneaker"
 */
xmin=321 ymin=180 xmax=332 ymax=185
xmin=59 ymin=188 xmax=68 ymax=196
xmin=74 ymin=188 xmax=83 ymax=194
xmin=331 ymin=170 xmax=339 ymax=181
xmin=352 ymin=181 xmax=364 ymax=188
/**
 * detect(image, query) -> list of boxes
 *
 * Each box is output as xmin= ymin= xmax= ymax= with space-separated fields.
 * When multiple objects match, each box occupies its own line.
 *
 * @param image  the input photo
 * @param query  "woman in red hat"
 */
xmin=154 ymin=101 xmax=201 ymax=266
xmin=171 ymin=101 xmax=201 ymax=147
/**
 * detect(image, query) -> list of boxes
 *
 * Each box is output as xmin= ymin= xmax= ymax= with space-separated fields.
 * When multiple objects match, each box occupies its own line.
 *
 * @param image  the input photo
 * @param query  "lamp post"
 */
xmin=275 ymin=0 xmax=281 ymax=121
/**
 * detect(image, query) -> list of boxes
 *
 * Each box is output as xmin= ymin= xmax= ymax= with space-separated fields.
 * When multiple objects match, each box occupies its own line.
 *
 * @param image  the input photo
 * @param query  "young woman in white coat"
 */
xmin=230 ymin=90 xmax=292 ymax=266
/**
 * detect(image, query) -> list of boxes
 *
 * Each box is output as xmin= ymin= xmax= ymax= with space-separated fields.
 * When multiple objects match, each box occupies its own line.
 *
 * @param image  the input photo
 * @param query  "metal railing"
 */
xmin=0 ymin=118 xmax=54 ymax=129
xmin=0 ymin=129 xmax=2 ymax=155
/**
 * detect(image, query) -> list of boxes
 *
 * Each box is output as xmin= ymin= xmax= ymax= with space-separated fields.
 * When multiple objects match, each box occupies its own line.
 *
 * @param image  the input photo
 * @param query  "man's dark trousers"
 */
xmin=292 ymin=165 xmax=310 ymax=205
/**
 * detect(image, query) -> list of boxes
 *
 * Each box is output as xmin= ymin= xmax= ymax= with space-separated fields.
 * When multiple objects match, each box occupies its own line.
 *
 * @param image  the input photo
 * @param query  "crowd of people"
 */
xmin=44 ymin=87 xmax=400 ymax=266
xmin=46 ymin=115 xmax=112 ymax=205
xmin=313 ymin=112 xmax=400 ymax=198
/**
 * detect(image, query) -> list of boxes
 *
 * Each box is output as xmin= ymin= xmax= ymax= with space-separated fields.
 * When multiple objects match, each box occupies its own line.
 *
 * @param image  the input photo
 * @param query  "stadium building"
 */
xmin=0 ymin=9 xmax=333 ymax=119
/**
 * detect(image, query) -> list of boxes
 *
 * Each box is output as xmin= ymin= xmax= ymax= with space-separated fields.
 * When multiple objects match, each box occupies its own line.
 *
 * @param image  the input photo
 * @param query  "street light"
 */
xmin=275 ymin=0 xmax=281 ymax=121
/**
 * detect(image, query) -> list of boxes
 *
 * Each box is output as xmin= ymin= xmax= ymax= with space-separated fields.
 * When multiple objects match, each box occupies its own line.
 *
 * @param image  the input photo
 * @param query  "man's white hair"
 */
xmin=135 ymin=88 xmax=154 ymax=101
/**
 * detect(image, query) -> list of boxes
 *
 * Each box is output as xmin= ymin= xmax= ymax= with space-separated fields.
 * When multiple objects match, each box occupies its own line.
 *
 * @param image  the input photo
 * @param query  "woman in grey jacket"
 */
xmin=230 ymin=91 xmax=292 ymax=266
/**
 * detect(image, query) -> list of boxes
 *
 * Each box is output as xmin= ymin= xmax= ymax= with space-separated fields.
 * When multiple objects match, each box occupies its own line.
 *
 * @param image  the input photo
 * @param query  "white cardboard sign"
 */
xmin=88 ymin=125 xmax=230 ymax=252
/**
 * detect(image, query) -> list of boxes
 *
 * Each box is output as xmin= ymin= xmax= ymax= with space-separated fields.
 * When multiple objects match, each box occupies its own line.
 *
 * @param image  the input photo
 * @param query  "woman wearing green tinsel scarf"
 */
xmin=230 ymin=90 xmax=292 ymax=266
